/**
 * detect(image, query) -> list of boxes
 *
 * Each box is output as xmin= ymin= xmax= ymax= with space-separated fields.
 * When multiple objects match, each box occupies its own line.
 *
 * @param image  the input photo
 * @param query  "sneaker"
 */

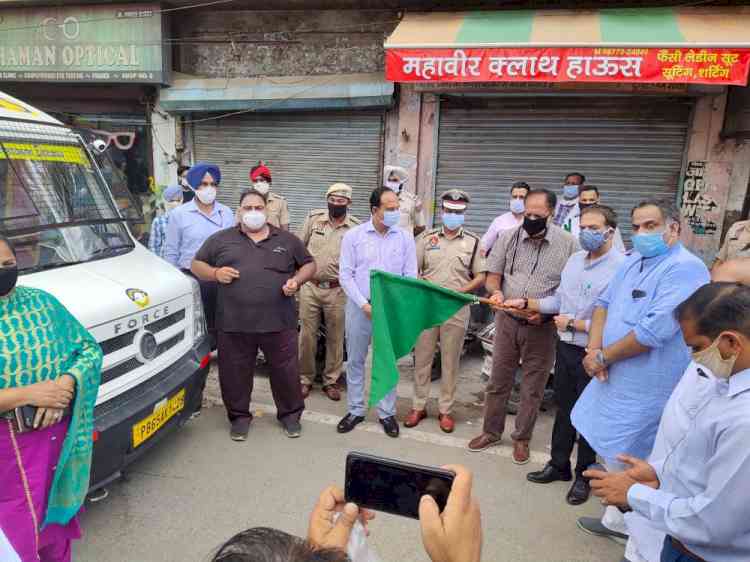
xmin=283 ymin=419 xmax=302 ymax=438
xmin=577 ymin=517 xmax=629 ymax=545
xmin=230 ymin=418 xmax=251 ymax=441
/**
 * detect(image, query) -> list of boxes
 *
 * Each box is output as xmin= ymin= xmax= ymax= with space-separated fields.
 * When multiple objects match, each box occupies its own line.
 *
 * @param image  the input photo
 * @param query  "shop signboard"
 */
xmin=0 ymin=4 xmax=168 ymax=83
xmin=386 ymin=47 xmax=750 ymax=86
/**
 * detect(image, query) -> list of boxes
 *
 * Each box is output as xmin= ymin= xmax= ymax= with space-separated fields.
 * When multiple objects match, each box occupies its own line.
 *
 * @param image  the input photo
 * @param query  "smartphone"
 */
xmin=345 ymin=452 xmax=455 ymax=519
xmin=14 ymin=405 xmax=37 ymax=433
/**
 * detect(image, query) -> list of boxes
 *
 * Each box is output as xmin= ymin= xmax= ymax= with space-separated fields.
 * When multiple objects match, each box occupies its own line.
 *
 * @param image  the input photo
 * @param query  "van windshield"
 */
xmin=0 ymin=133 xmax=134 ymax=274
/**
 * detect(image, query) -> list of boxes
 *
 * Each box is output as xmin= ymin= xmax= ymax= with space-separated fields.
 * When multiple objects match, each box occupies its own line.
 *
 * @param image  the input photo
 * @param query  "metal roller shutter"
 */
xmin=193 ymin=111 xmax=384 ymax=229
xmin=434 ymin=97 xmax=692 ymax=242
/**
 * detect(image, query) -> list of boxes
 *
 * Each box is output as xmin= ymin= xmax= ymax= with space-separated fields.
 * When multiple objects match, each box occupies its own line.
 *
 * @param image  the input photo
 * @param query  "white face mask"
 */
xmin=385 ymin=180 xmax=402 ymax=192
xmin=253 ymin=181 xmax=270 ymax=195
xmin=242 ymin=210 xmax=266 ymax=231
xmin=195 ymin=186 xmax=217 ymax=205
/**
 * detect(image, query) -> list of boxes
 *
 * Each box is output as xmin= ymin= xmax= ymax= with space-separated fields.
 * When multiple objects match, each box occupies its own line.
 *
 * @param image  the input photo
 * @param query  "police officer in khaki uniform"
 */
xmin=405 ymin=189 xmax=487 ymax=433
xmin=250 ymin=162 xmax=290 ymax=230
xmin=297 ymin=183 xmax=361 ymax=401
xmin=384 ymin=165 xmax=426 ymax=237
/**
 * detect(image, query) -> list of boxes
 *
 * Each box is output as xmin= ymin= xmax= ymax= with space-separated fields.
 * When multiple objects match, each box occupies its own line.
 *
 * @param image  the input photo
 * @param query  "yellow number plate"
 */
xmin=132 ymin=389 xmax=186 ymax=448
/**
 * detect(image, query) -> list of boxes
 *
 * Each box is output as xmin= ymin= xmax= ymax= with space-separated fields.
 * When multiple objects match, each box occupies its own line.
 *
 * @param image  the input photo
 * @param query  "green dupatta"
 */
xmin=0 ymin=286 xmax=102 ymax=527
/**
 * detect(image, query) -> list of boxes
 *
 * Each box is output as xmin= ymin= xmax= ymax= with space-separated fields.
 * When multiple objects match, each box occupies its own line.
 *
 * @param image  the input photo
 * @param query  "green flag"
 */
xmin=369 ymin=269 xmax=477 ymax=407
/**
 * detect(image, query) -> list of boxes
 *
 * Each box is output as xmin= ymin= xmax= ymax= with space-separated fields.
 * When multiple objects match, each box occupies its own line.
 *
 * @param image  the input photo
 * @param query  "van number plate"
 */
xmin=132 ymin=389 xmax=186 ymax=448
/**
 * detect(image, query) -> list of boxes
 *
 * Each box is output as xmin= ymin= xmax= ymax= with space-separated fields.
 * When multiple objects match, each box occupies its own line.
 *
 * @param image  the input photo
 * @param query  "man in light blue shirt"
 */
xmin=337 ymin=186 xmax=417 ymax=438
xmin=585 ymin=282 xmax=750 ymax=562
xmin=509 ymin=204 xmax=624 ymax=505
xmin=164 ymin=163 xmax=234 ymax=347
xmin=572 ymin=199 xmax=709 ymax=553
xmin=148 ymin=184 xmax=183 ymax=259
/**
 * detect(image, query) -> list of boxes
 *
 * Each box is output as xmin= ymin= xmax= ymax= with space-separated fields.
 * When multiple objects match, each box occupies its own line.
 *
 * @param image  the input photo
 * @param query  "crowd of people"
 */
xmin=3 ymin=154 xmax=750 ymax=561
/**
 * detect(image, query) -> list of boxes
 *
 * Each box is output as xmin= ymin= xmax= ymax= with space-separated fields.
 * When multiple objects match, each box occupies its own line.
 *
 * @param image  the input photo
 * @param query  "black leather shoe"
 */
xmin=337 ymin=414 xmax=365 ymax=434
xmin=379 ymin=416 xmax=400 ymax=438
xmin=566 ymin=476 xmax=591 ymax=505
xmin=526 ymin=462 xmax=573 ymax=484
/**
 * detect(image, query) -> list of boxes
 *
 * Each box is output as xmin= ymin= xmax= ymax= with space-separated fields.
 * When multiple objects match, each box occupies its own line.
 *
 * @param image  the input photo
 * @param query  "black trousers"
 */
xmin=550 ymin=340 xmax=597 ymax=476
xmin=217 ymin=329 xmax=304 ymax=424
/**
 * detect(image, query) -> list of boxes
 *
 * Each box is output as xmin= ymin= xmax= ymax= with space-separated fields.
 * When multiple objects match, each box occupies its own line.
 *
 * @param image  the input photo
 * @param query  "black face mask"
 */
xmin=0 ymin=266 xmax=18 ymax=296
xmin=328 ymin=203 xmax=348 ymax=219
xmin=523 ymin=216 xmax=548 ymax=237
xmin=578 ymin=202 xmax=595 ymax=211
xmin=182 ymin=188 xmax=195 ymax=203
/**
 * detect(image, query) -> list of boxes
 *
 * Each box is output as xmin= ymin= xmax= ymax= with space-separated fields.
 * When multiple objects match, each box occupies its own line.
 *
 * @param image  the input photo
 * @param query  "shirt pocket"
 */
xmin=621 ymin=295 xmax=651 ymax=326
xmin=264 ymin=251 xmax=295 ymax=274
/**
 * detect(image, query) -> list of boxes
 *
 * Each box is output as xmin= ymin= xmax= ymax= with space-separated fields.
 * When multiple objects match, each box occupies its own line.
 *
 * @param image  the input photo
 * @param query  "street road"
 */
xmin=73 ymin=351 xmax=623 ymax=562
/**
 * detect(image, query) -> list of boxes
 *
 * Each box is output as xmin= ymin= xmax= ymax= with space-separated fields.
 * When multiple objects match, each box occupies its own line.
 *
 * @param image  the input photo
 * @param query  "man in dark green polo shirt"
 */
xmin=192 ymin=189 xmax=316 ymax=441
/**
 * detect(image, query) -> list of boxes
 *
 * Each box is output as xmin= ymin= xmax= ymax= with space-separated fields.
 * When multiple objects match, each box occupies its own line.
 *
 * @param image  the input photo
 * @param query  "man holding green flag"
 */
xmin=337 ymin=186 xmax=418 ymax=438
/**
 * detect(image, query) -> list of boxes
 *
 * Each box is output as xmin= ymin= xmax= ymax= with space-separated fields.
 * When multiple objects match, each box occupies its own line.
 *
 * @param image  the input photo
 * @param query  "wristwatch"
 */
xmin=596 ymin=349 xmax=608 ymax=367
xmin=566 ymin=318 xmax=575 ymax=333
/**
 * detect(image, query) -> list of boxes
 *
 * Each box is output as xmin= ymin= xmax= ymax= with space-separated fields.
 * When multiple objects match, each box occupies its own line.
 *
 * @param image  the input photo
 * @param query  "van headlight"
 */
xmin=189 ymin=277 xmax=207 ymax=344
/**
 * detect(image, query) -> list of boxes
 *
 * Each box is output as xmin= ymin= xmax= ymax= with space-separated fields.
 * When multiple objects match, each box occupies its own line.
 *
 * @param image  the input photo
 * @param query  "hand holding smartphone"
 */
xmin=345 ymin=452 xmax=455 ymax=519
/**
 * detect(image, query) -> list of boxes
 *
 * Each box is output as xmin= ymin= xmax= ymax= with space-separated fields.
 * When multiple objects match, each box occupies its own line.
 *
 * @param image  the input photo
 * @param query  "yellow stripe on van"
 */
xmin=0 ymin=143 xmax=87 ymax=165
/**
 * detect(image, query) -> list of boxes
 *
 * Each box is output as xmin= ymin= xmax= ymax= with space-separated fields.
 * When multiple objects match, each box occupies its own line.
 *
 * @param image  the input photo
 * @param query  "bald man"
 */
xmin=711 ymin=257 xmax=750 ymax=284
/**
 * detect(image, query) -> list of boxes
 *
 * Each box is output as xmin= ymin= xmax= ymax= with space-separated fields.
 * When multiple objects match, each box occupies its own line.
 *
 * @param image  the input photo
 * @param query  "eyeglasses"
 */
xmin=91 ymin=129 xmax=136 ymax=151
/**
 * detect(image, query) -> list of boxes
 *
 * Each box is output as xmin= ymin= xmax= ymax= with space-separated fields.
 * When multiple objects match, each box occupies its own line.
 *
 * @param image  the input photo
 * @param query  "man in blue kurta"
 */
xmin=571 ymin=199 xmax=709 ymax=559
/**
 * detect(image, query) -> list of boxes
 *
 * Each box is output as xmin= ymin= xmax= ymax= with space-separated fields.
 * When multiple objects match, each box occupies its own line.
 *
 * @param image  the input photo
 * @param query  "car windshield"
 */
xmin=0 ymin=122 xmax=134 ymax=274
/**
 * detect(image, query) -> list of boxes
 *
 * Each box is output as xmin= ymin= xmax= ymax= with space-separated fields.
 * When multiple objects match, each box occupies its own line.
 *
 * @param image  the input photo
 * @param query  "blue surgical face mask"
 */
xmin=510 ymin=198 xmax=525 ymax=215
xmin=563 ymin=184 xmax=580 ymax=200
xmin=579 ymin=229 xmax=608 ymax=252
xmin=442 ymin=212 xmax=464 ymax=230
xmin=632 ymin=231 xmax=669 ymax=258
xmin=382 ymin=209 xmax=400 ymax=228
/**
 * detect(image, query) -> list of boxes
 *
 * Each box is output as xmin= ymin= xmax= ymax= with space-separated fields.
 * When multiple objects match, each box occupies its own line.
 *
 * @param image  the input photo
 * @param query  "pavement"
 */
xmin=73 ymin=348 xmax=624 ymax=562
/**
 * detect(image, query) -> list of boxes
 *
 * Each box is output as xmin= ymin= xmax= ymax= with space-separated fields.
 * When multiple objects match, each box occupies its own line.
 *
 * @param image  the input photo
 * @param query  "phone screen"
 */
xmin=345 ymin=452 xmax=454 ymax=519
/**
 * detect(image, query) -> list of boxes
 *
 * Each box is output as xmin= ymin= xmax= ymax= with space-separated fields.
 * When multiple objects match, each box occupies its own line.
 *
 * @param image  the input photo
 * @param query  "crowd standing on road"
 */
xmin=5 ymin=150 xmax=750 ymax=562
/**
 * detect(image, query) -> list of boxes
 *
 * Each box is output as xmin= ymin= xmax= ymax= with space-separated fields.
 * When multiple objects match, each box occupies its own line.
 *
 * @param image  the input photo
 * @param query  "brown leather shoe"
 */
xmin=467 ymin=433 xmax=501 ymax=452
xmin=438 ymin=414 xmax=455 ymax=433
xmin=403 ymin=409 xmax=427 ymax=428
xmin=322 ymin=384 xmax=341 ymax=401
xmin=301 ymin=384 xmax=312 ymax=399
xmin=512 ymin=440 xmax=530 ymax=465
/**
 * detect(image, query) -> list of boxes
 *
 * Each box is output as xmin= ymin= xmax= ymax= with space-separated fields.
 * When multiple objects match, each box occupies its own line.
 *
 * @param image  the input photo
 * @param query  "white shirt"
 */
xmin=627 ymin=362 xmax=750 ymax=562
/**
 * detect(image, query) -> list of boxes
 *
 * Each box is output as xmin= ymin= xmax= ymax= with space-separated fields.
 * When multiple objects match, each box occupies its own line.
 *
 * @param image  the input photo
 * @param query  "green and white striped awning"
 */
xmin=385 ymin=7 xmax=750 ymax=49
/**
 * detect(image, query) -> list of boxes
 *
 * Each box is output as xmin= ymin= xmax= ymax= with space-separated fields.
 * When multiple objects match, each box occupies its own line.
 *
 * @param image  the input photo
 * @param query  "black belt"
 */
xmin=669 ymin=537 xmax=707 ymax=562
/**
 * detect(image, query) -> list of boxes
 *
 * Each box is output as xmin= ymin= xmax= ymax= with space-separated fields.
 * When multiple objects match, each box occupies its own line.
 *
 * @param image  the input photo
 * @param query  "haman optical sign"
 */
xmin=0 ymin=4 xmax=168 ymax=83
xmin=386 ymin=47 xmax=750 ymax=85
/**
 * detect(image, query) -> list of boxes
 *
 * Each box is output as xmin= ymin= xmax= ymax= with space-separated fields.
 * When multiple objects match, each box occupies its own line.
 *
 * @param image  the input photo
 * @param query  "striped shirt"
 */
xmin=487 ymin=223 xmax=578 ymax=299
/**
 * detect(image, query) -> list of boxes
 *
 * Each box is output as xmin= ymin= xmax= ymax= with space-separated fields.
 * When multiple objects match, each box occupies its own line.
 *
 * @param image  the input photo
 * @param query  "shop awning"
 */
xmin=159 ymin=73 xmax=394 ymax=113
xmin=385 ymin=7 xmax=750 ymax=85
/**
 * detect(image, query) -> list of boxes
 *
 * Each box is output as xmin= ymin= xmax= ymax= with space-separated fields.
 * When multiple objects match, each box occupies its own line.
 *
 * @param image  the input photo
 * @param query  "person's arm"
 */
xmin=403 ymin=233 xmax=418 ymax=279
xmin=628 ymin=424 xmax=750 ymax=546
xmin=298 ymin=215 xmax=313 ymax=246
xmin=148 ymin=217 xmax=161 ymax=254
xmin=528 ymin=291 xmax=561 ymax=315
xmin=416 ymin=233 xmax=426 ymax=276
xmin=413 ymin=197 xmax=426 ymax=237
xmin=460 ymin=273 xmax=486 ymax=294
xmin=480 ymin=219 xmax=500 ymax=257
xmin=484 ymin=230 xmax=510 ymax=303
xmin=164 ymin=211 xmax=181 ymax=267
xmin=280 ymin=200 xmax=290 ymax=231
xmin=339 ymin=231 xmax=368 ymax=308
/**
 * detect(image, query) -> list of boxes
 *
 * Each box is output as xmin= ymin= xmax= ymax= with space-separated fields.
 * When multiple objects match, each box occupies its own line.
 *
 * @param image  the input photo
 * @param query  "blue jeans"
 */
xmin=661 ymin=537 xmax=704 ymax=562
xmin=345 ymin=299 xmax=397 ymax=419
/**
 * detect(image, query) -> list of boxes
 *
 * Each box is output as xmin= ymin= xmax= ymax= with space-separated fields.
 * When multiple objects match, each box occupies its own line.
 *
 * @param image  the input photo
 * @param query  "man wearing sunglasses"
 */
xmin=165 ymin=162 xmax=235 ymax=348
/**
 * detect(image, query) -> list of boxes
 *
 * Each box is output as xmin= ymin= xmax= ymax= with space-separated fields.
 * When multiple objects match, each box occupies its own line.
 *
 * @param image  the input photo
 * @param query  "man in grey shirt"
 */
xmin=468 ymin=188 xmax=578 ymax=465
xmin=510 ymin=205 xmax=625 ymax=505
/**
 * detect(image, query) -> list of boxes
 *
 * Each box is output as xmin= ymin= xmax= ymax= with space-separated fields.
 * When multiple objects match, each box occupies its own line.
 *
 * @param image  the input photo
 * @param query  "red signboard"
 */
xmin=385 ymin=47 xmax=750 ymax=86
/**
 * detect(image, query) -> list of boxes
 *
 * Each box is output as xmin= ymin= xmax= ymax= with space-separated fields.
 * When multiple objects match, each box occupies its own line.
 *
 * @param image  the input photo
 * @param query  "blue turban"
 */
xmin=162 ymin=184 xmax=183 ymax=201
xmin=186 ymin=162 xmax=221 ymax=190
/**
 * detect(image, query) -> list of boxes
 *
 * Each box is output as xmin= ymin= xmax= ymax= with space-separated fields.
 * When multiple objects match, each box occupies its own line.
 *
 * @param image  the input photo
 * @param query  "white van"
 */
xmin=0 ymin=91 xmax=210 ymax=490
